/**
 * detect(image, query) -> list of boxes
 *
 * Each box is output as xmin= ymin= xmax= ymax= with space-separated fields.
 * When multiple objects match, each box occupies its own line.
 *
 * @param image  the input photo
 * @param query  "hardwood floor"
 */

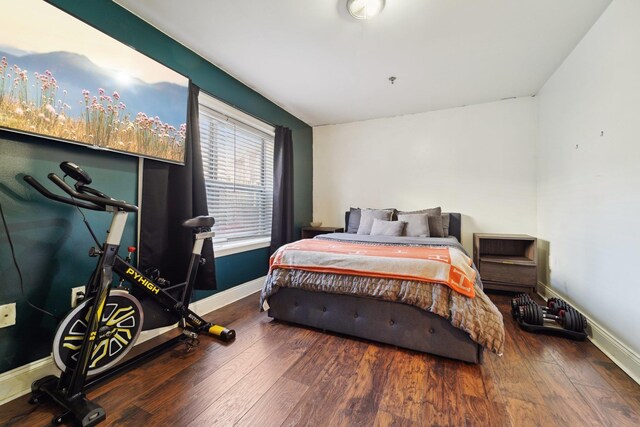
xmin=1 ymin=292 xmax=639 ymax=426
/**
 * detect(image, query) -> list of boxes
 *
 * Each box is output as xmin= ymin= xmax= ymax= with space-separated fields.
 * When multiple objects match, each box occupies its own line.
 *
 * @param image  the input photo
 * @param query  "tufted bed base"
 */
xmin=268 ymin=287 xmax=483 ymax=363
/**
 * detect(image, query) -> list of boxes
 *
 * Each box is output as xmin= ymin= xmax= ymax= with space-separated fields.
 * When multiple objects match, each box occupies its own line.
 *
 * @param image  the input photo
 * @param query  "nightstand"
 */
xmin=301 ymin=226 xmax=344 ymax=239
xmin=473 ymin=233 xmax=537 ymax=294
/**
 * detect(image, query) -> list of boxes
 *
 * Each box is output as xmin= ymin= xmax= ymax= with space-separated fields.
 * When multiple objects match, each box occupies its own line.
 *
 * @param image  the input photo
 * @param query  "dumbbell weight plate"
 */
xmin=547 ymin=297 xmax=565 ymax=309
xmin=523 ymin=304 xmax=544 ymax=326
xmin=511 ymin=295 xmax=534 ymax=318
xmin=561 ymin=309 xmax=574 ymax=331
xmin=515 ymin=301 xmax=535 ymax=320
xmin=561 ymin=309 xmax=587 ymax=332
xmin=552 ymin=300 xmax=570 ymax=313
xmin=574 ymin=309 xmax=587 ymax=331
xmin=511 ymin=295 xmax=533 ymax=310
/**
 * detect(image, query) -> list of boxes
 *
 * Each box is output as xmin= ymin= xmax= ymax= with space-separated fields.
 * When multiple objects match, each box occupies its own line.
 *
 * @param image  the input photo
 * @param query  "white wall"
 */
xmin=313 ymin=97 xmax=538 ymax=251
xmin=537 ymin=0 xmax=640 ymax=354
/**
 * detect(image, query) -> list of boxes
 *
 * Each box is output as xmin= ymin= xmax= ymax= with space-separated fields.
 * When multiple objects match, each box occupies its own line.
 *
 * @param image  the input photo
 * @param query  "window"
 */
xmin=199 ymin=92 xmax=274 ymax=254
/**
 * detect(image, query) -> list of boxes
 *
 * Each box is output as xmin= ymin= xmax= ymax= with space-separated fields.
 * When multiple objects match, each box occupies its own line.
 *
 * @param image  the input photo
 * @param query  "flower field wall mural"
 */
xmin=0 ymin=0 xmax=188 ymax=163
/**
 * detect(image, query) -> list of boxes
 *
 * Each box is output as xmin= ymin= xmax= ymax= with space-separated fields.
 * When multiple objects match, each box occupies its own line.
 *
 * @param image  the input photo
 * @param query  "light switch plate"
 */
xmin=0 ymin=303 xmax=16 ymax=328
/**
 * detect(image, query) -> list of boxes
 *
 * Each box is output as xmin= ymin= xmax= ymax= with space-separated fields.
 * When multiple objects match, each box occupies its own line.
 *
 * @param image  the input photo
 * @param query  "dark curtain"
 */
xmin=139 ymin=82 xmax=216 ymax=291
xmin=270 ymin=126 xmax=294 ymax=254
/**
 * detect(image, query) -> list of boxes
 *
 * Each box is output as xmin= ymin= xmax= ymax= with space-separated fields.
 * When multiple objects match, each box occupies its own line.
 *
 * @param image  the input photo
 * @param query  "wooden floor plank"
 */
xmin=235 ymin=377 xmax=309 ymax=427
xmin=589 ymin=358 xmax=640 ymax=413
xmin=517 ymin=325 xmax=563 ymax=364
xmin=549 ymin=338 xmax=618 ymax=391
xmin=462 ymin=394 xmax=512 ymax=427
xmin=186 ymin=329 xmax=319 ymax=426
xmin=527 ymin=359 xmax=603 ymax=426
xmin=487 ymin=340 xmax=542 ymax=404
xmin=478 ymin=354 xmax=506 ymax=404
xmin=373 ymin=410 xmax=415 ymax=427
xmin=577 ymin=383 xmax=640 ymax=426
xmin=456 ymin=361 xmax=486 ymax=399
xmin=504 ymin=397 xmax=556 ymax=426
xmin=282 ymin=331 xmax=347 ymax=386
xmin=327 ymin=344 xmax=396 ymax=426
xmin=0 ymin=399 xmax=54 ymax=427
xmin=377 ymin=349 xmax=429 ymax=424
xmin=280 ymin=338 xmax=369 ymax=426
xmin=1 ymin=292 xmax=639 ymax=427
xmin=141 ymin=321 xmax=303 ymax=425
xmin=421 ymin=358 xmax=466 ymax=426
xmin=102 ymin=405 xmax=151 ymax=426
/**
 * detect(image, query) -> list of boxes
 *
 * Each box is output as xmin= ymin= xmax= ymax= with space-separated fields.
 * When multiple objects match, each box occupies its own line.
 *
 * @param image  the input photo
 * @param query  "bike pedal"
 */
xmin=182 ymin=330 xmax=198 ymax=340
xmin=182 ymin=330 xmax=200 ymax=352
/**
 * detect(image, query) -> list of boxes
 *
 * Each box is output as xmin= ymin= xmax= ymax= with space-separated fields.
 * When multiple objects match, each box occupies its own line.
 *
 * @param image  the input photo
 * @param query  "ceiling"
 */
xmin=114 ymin=0 xmax=612 ymax=126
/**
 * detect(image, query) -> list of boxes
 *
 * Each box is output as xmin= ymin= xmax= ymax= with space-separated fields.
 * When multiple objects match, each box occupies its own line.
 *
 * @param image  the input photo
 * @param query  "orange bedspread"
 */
xmin=270 ymin=239 xmax=476 ymax=298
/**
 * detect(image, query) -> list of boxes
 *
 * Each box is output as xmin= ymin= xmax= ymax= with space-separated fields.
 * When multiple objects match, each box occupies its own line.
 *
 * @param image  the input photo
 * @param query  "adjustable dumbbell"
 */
xmin=511 ymin=295 xmax=562 ymax=318
xmin=511 ymin=294 xmax=534 ymax=310
xmin=520 ymin=304 xmax=586 ymax=332
xmin=511 ymin=294 xmax=534 ymax=317
xmin=547 ymin=298 xmax=573 ymax=314
xmin=547 ymin=297 xmax=565 ymax=306
xmin=516 ymin=300 xmax=569 ymax=319
xmin=512 ymin=295 xmax=572 ymax=317
xmin=561 ymin=308 xmax=587 ymax=332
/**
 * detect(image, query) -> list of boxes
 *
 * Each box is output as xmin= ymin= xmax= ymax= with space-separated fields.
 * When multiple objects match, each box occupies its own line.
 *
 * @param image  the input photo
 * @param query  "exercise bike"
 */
xmin=23 ymin=162 xmax=235 ymax=426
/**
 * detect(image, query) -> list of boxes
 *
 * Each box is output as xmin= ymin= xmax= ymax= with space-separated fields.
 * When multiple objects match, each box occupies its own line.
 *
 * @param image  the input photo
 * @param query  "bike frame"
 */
xmin=61 ymin=209 xmax=214 ymax=397
xmin=24 ymin=167 xmax=231 ymax=426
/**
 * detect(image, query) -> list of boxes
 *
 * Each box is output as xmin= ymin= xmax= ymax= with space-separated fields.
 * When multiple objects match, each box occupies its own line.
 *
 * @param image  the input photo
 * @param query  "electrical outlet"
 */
xmin=71 ymin=286 xmax=85 ymax=308
xmin=0 ymin=303 xmax=16 ymax=328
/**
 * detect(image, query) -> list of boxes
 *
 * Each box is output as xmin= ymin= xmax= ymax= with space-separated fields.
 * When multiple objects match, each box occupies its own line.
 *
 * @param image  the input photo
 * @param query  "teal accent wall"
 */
xmin=0 ymin=0 xmax=312 ymax=373
xmin=0 ymin=134 xmax=138 ymax=373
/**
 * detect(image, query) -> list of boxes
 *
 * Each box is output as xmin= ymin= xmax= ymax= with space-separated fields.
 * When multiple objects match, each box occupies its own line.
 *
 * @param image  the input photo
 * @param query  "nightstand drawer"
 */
xmin=480 ymin=260 xmax=536 ymax=286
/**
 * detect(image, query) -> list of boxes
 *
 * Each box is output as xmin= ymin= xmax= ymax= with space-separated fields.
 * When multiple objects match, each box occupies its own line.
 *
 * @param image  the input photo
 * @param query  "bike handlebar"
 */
xmin=23 ymin=174 xmax=138 ymax=213
xmin=48 ymin=174 xmax=138 ymax=213
xmin=23 ymin=175 xmax=104 ymax=211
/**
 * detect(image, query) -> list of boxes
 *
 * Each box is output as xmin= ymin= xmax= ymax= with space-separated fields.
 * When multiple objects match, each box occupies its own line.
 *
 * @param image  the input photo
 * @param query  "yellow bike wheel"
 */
xmin=52 ymin=290 xmax=143 ymax=376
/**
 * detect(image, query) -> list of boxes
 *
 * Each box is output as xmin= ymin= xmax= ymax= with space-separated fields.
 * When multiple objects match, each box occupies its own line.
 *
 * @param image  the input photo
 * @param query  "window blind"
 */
xmin=199 ymin=99 xmax=274 ymax=243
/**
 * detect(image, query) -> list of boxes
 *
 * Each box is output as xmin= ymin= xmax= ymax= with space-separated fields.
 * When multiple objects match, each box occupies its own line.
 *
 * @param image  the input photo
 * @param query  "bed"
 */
xmin=261 ymin=212 xmax=504 ymax=363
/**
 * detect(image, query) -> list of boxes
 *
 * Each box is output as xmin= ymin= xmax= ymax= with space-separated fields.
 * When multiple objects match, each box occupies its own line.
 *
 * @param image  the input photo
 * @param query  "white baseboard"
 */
xmin=537 ymin=281 xmax=640 ymax=385
xmin=0 ymin=276 xmax=265 ymax=406
xmin=0 ymin=357 xmax=60 ymax=407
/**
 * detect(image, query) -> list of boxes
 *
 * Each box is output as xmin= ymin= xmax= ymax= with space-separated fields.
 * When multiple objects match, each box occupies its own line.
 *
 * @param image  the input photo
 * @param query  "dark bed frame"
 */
xmin=267 ymin=212 xmax=484 ymax=363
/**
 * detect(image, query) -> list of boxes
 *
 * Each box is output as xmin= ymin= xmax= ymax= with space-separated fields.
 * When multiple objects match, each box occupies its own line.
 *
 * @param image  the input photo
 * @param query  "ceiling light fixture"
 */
xmin=347 ymin=0 xmax=385 ymax=20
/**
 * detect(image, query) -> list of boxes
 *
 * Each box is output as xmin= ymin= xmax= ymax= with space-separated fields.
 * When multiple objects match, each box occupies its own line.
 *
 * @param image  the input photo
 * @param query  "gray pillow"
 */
xmin=398 ymin=207 xmax=441 ymax=217
xmin=442 ymin=213 xmax=450 ymax=237
xmin=398 ymin=207 xmax=444 ymax=237
xmin=428 ymin=215 xmax=445 ymax=238
xmin=347 ymin=207 xmax=361 ymax=233
xmin=397 ymin=213 xmax=430 ymax=237
xmin=357 ymin=209 xmax=394 ymax=235
xmin=370 ymin=219 xmax=406 ymax=236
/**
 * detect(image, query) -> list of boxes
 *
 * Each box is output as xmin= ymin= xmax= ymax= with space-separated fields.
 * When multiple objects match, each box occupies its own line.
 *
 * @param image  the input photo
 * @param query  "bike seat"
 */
xmin=182 ymin=215 xmax=215 ymax=228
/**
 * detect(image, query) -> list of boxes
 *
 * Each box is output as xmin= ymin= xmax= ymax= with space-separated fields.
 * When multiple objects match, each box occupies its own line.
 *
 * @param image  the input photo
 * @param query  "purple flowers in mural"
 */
xmin=0 ymin=58 xmax=186 ymax=161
